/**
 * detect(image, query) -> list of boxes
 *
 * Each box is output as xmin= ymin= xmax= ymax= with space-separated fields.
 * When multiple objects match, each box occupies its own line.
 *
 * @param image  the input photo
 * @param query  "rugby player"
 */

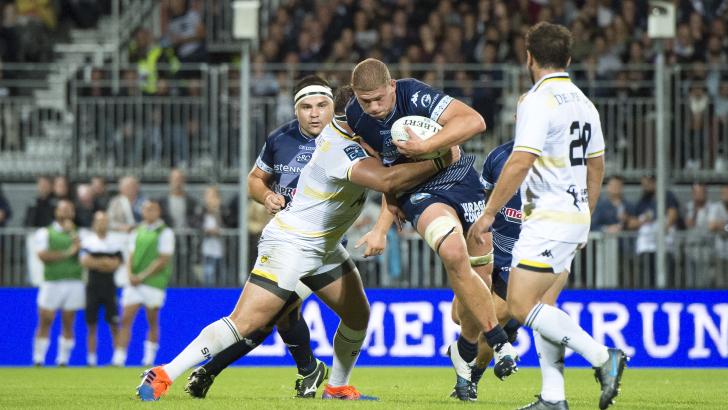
xmin=185 ymin=75 xmax=334 ymax=399
xmin=346 ymin=58 xmax=519 ymax=400
xmin=468 ymin=22 xmax=627 ymax=410
xmin=79 ymin=211 xmax=124 ymax=366
xmin=136 ymin=86 xmax=461 ymax=401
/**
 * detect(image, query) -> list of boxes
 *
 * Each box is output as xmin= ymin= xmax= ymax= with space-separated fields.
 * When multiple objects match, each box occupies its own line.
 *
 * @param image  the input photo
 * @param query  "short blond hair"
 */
xmin=351 ymin=58 xmax=391 ymax=91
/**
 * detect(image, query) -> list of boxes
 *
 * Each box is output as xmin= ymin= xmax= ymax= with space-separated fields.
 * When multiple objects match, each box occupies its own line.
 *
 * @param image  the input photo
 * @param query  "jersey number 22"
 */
xmin=569 ymin=121 xmax=591 ymax=166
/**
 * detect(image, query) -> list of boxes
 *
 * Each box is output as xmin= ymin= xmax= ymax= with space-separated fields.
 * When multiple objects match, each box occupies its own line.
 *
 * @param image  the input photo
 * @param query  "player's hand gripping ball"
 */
xmin=391 ymin=115 xmax=449 ymax=160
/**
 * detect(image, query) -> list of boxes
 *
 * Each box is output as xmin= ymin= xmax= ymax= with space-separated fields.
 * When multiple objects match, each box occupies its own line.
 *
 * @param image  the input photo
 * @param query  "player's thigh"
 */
xmin=415 ymin=203 xmax=470 ymax=267
xmin=310 ymin=253 xmax=369 ymax=330
xmin=228 ymin=280 xmax=288 ymax=335
xmin=542 ymin=269 xmax=569 ymax=306
xmin=506 ymin=267 xmax=556 ymax=322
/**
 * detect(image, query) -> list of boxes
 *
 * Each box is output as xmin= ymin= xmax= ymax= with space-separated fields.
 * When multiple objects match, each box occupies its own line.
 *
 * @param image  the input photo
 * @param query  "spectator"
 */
xmin=685 ymin=183 xmax=712 ymax=286
xmin=0 ymin=185 xmax=11 ymax=227
xmin=628 ymin=176 xmax=681 ymax=287
xmin=199 ymin=186 xmax=227 ymax=286
xmin=74 ymin=184 xmax=96 ymax=228
xmin=32 ymin=199 xmax=84 ymax=366
xmin=90 ymin=176 xmax=112 ymax=211
xmin=107 ymin=176 xmax=144 ymax=233
xmin=24 ymin=176 xmax=54 ymax=227
xmin=113 ymin=200 xmax=175 ymax=367
xmin=52 ymin=175 xmax=71 ymax=203
xmin=708 ymin=185 xmax=728 ymax=286
xmin=129 ymin=27 xmax=180 ymax=95
xmin=591 ymin=176 xmax=633 ymax=233
xmin=164 ymin=0 xmax=206 ymax=63
xmin=159 ymin=168 xmax=200 ymax=229
xmin=79 ymin=211 xmax=124 ymax=366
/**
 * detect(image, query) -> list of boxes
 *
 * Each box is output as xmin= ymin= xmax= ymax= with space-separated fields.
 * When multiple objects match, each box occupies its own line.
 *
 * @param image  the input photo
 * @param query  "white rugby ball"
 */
xmin=391 ymin=115 xmax=448 ymax=159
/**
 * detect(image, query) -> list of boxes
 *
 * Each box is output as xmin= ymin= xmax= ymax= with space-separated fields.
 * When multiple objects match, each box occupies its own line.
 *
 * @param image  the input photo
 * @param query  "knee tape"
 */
xmin=423 ymin=215 xmax=459 ymax=253
xmin=469 ymin=252 xmax=494 ymax=267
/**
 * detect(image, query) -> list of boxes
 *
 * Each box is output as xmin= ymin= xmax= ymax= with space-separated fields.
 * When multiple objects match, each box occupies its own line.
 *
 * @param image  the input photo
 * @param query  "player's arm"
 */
xmin=349 ymin=147 xmax=458 ymax=194
xmin=586 ymin=155 xmax=605 ymax=214
xmin=355 ymin=195 xmax=395 ymax=257
xmin=137 ymin=229 xmax=174 ymax=281
xmin=248 ymin=166 xmax=285 ymax=214
xmin=80 ymin=253 xmax=121 ymax=273
xmin=37 ymin=231 xmax=80 ymax=262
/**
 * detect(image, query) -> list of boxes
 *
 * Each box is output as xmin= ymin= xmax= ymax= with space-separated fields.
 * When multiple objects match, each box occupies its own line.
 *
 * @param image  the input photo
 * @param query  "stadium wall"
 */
xmin=1 ymin=289 xmax=726 ymax=368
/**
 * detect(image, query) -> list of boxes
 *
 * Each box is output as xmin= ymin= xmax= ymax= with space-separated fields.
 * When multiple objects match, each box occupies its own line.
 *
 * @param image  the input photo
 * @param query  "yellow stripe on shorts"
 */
xmin=251 ymin=268 xmax=278 ymax=283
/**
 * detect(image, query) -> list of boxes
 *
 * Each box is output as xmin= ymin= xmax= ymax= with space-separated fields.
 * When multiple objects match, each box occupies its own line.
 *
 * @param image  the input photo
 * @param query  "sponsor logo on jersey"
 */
xmin=500 ymin=207 xmax=523 ymax=224
xmin=296 ymin=153 xmax=312 ymax=163
xmin=344 ymin=144 xmax=367 ymax=161
xmin=421 ymin=93 xmax=432 ymax=107
xmin=274 ymin=164 xmax=302 ymax=174
xmin=411 ymin=91 xmax=420 ymax=107
xmin=461 ymin=200 xmax=485 ymax=223
xmin=298 ymin=145 xmax=316 ymax=151
xmin=410 ymin=192 xmax=432 ymax=204
xmin=260 ymin=255 xmax=269 ymax=264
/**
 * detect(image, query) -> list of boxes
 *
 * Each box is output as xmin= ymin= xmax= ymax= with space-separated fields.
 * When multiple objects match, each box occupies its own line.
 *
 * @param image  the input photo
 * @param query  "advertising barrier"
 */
xmin=0 ymin=288 xmax=726 ymax=367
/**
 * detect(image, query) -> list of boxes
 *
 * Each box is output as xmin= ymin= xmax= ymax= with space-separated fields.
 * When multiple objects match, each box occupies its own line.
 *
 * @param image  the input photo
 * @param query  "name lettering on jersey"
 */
xmin=460 ymin=200 xmax=485 ymax=223
xmin=274 ymin=164 xmax=302 ymax=174
xmin=500 ymin=207 xmax=523 ymax=224
xmin=295 ymin=153 xmax=312 ymax=163
xmin=344 ymin=144 xmax=367 ymax=161
xmin=298 ymin=145 xmax=316 ymax=151
xmin=554 ymin=92 xmax=584 ymax=105
xmin=411 ymin=91 xmax=420 ymax=107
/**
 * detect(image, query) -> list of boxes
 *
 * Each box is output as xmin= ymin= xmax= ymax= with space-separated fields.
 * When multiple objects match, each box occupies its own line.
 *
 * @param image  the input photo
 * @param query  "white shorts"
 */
xmin=511 ymin=234 xmax=581 ymax=274
xmin=250 ymin=239 xmax=354 ymax=300
xmin=37 ymin=280 xmax=86 ymax=311
xmin=121 ymin=284 xmax=166 ymax=309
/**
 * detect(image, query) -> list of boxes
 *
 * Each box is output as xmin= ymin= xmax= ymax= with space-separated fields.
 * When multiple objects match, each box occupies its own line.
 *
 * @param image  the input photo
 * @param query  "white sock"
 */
xmin=329 ymin=323 xmax=366 ymax=387
xmin=56 ymin=337 xmax=75 ymax=365
xmin=535 ymin=331 xmax=566 ymax=402
xmin=33 ymin=337 xmax=50 ymax=365
xmin=87 ymin=352 xmax=97 ymax=366
xmin=142 ymin=340 xmax=159 ymax=367
xmin=112 ymin=348 xmax=127 ymax=366
xmin=163 ymin=317 xmax=241 ymax=381
xmin=526 ymin=303 xmax=609 ymax=367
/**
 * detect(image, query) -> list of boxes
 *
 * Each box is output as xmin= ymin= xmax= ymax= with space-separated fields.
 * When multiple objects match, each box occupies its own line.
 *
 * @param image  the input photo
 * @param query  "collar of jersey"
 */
xmin=531 ymin=72 xmax=570 ymax=92
xmin=331 ymin=120 xmax=358 ymax=141
xmin=297 ymin=125 xmax=318 ymax=141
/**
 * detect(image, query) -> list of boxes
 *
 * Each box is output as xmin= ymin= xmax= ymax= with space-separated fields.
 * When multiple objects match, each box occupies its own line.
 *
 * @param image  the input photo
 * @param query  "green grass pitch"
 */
xmin=0 ymin=367 xmax=726 ymax=409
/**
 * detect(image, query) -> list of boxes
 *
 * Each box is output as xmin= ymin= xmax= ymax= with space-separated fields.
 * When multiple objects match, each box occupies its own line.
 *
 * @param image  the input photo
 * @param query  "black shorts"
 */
xmin=492 ymin=265 xmax=509 ymax=301
xmin=85 ymin=279 xmax=118 ymax=326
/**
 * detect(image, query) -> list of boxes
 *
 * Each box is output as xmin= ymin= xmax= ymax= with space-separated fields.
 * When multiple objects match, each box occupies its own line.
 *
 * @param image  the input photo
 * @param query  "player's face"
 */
xmin=142 ymin=201 xmax=161 ymax=223
xmin=55 ymin=200 xmax=75 ymax=222
xmin=355 ymin=80 xmax=396 ymax=120
xmin=296 ymin=95 xmax=333 ymax=137
xmin=93 ymin=211 xmax=109 ymax=233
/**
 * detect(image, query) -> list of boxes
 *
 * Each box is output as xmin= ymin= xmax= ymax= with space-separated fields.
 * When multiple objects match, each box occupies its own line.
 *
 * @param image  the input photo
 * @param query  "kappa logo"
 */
xmin=411 ymin=91 xmax=420 ymax=107
xmin=421 ymin=93 xmax=432 ymax=107
xmin=540 ymin=249 xmax=553 ymax=258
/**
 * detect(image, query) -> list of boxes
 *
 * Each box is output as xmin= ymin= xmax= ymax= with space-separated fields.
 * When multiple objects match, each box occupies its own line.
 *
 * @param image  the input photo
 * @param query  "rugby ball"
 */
xmin=391 ymin=115 xmax=448 ymax=159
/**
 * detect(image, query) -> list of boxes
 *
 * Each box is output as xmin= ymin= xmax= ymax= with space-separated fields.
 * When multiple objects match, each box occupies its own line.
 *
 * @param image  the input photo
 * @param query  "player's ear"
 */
xmin=390 ymin=79 xmax=396 ymax=91
xmin=526 ymin=50 xmax=532 ymax=67
xmin=566 ymin=56 xmax=571 ymax=68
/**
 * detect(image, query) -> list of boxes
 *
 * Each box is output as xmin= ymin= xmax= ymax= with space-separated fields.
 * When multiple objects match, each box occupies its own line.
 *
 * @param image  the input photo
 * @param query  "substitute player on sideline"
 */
xmin=32 ymin=199 xmax=84 ymax=366
xmin=80 ymin=211 xmax=124 ymax=366
xmin=113 ymin=200 xmax=175 ymax=367
xmin=186 ymin=75 xmax=334 ymax=399
xmin=468 ymin=22 xmax=627 ymax=410
xmin=135 ymin=86 xmax=461 ymax=401
xmin=346 ymin=59 xmax=518 ymax=399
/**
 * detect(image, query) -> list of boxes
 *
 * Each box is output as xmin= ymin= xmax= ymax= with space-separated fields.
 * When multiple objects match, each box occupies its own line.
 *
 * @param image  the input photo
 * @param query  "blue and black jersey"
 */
xmin=255 ymin=119 xmax=317 ymax=206
xmin=345 ymin=78 xmax=477 ymax=192
xmin=482 ymin=141 xmax=522 ymax=271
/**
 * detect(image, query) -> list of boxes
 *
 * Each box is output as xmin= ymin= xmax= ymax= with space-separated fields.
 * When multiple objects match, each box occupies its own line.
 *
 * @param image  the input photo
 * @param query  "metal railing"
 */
xmin=3 ymin=228 xmax=726 ymax=289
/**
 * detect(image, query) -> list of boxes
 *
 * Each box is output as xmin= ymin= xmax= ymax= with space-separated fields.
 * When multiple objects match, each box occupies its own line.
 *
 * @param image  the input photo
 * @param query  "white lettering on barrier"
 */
xmin=637 ymin=302 xmax=683 ymax=358
xmin=438 ymin=301 xmax=459 ymax=356
xmin=688 ymin=303 xmax=728 ymax=359
xmin=302 ymin=301 xmax=334 ymax=356
xmin=363 ymin=302 xmax=387 ymax=357
xmin=389 ymin=302 xmax=435 ymax=357
xmin=588 ymin=303 xmax=635 ymax=357
xmin=560 ymin=302 xmax=584 ymax=358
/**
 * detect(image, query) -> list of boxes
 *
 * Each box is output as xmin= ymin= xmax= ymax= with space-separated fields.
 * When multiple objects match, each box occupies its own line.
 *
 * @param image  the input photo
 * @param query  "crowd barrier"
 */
xmin=1 ymin=288 xmax=726 ymax=367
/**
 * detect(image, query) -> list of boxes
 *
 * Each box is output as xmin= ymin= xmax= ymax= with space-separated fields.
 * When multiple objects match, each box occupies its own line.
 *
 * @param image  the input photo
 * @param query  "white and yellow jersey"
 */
xmin=264 ymin=120 xmax=370 ymax=251
xmin=514 ymin=72 xmax=605 ymax=244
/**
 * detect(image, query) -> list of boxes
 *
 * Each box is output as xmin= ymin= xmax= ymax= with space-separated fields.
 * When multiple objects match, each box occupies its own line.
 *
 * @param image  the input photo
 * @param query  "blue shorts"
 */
xmin=399 ymin=166 xmax=485 ymax=232
xmin=492 ymin=264 xmax=511 ymax=300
